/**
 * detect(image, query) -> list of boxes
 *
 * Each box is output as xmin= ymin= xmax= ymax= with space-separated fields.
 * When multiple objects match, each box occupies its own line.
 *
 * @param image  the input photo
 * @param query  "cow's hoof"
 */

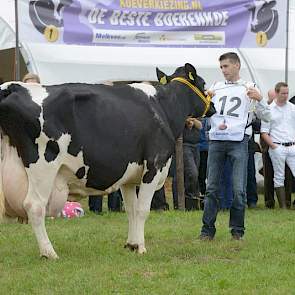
xmin=124 ymin=243 xmax=138 ymax=251
xmin=40 ymin=251 xmax=59 ymax=260
xmin=137 ymin=245 xmax=147 ymax=254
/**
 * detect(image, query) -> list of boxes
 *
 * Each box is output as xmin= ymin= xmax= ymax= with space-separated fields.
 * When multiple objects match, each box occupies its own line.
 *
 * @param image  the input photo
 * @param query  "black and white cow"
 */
xmin=0 ymin=64 xmax=215 ymax=259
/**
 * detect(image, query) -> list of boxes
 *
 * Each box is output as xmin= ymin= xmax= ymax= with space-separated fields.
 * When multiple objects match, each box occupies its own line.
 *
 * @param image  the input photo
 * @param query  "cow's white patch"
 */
xmin=21 ymin=83 xmax=49 ymax=106
xmin=0 ymin=82 xmax=49 ymax=106
xmin=129 ymin=83 xmax=157 ymax=97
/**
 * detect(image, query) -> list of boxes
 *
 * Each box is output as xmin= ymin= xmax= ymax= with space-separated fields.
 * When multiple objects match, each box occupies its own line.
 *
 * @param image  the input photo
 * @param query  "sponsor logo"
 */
xmin=134 ymin=33 xmax=151 ymax=43
xmin=95 ymin=32 xmax=126 ymax=41
xmin=194 ymin=33 xmax=224 ymax=43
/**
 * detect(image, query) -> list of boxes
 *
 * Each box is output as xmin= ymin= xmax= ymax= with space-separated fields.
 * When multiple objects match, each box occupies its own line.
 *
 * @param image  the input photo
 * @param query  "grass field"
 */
xmin=0 ymin=197 xmax=295 ymax=294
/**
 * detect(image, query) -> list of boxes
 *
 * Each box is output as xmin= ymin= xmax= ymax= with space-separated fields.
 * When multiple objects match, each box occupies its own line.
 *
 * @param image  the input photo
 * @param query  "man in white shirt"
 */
xmin=261 ymin=82 xmax=295 ymax=209
xmin=200 ymin=52 xmax=270 ymax=241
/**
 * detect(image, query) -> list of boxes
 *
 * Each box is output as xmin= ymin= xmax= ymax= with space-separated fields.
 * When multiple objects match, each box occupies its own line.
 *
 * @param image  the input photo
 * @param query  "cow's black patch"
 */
xmin=0 ymin=84 xmax=41 ymax=167
xmin=44 ymin=140 xmax=60 ymax=162
xmin=76 ymin=167 xmax=85 ymax=179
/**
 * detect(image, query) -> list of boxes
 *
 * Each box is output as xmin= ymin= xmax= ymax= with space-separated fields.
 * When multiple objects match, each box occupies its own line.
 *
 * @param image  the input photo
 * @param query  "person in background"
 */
xmin=260 ymin=89 xmax=293 ymax=208
xmin=261 ymin=82 xmax=295 ymax=209
xmin=172 ymin=117 xmax=202 ymax=210
xmin=22 ymin=73 xmax=40 ymax=83
xmin=246 ymin=116 xmax=261 ymax=209
xmin=150 ymin=187 xmax=169 ymax=211
xmin=89 ymin=191 xmax=123 ymax=214
xmin=198 ymin=118 xmax=209 ymax=209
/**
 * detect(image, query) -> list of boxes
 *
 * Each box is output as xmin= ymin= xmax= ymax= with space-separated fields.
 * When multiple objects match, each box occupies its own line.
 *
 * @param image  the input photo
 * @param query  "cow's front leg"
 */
xmin=120 ymin=184 xmax=138 ymax=250
xmin=135 ymin=182 xmax=157 ymax=254
xmin=23 ymin=175 xmax=59 ymax=259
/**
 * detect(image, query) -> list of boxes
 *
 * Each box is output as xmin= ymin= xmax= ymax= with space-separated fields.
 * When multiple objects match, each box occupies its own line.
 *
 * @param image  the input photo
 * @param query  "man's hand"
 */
xmin=205 ymin=90 xmax=215 ymax=98
xmin=247 ymin=87 xmax=262 ymax=101
xmin=185 ymin=117 xmax=202 ymax=130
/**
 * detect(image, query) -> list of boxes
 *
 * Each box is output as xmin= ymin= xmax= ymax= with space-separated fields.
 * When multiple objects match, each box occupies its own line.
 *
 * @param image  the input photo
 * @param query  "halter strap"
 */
xmin=171 ymin=77 xmax=211 ymax=116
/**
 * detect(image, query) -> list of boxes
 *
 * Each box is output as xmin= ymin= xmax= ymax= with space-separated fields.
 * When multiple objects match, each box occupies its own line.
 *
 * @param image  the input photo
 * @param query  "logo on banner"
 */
xmin=29 ymin=0 xmax=73 ymax=41
xmin=247 ymin=0 xmax=279 ymax=47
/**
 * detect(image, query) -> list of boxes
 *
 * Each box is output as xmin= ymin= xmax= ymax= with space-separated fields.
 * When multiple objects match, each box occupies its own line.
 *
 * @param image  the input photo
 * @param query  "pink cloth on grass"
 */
xmin=62 ymin=201 xmax=84 ymax=218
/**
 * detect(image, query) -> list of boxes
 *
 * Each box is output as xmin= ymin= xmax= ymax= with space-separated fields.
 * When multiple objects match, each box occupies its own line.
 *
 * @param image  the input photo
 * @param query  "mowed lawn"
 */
xmin=0 ymin=198 xmax=295 ymax=295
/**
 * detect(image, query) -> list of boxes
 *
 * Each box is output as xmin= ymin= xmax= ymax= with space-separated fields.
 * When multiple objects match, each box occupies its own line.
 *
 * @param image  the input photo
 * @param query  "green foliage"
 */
xmin=0 ymin=206 xmax=295 ymax=294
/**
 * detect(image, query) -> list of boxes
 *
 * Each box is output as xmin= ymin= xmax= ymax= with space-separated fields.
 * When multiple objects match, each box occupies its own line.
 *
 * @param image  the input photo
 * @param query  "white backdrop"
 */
xmin=0 ymin=0 xmax=295 ymax=98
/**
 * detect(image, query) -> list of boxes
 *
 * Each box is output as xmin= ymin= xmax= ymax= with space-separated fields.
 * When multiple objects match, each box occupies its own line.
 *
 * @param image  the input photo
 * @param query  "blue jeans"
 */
xmin=201 ymin=136 xmax=249 ymax=238
xmin=219 ymin=157 xmax=233 ymax=209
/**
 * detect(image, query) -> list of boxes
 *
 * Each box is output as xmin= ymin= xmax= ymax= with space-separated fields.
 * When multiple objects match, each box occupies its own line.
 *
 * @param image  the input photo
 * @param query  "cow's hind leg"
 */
xmin=120 ymin=184 xmax=138 ymax=251
xmin=23 ymin=175 xmax=59 ymax=259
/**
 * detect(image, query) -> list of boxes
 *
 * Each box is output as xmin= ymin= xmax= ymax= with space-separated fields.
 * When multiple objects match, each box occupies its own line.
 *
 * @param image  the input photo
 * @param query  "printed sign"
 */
xmin=18 ymin=0 xmax=287 ymax=48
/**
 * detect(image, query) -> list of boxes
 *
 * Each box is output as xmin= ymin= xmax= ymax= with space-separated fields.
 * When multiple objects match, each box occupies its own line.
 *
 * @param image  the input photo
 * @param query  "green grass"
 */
xmin=0 ymin=202 xmax=295 ymax=295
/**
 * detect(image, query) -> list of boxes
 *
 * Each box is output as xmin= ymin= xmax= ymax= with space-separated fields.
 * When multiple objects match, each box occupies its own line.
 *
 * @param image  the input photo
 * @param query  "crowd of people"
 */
xmin=18 ymin=51 xmax=295 ymax=241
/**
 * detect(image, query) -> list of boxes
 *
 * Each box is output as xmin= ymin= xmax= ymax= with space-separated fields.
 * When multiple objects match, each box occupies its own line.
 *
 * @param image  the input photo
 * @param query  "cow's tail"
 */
xmin=0 ymin=132 xmax=5 ymax=220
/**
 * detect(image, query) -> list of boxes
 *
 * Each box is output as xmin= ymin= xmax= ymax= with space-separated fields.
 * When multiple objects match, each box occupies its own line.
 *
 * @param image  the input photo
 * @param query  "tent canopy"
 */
xmin=1 ymin=0 xmax=295 ymax=97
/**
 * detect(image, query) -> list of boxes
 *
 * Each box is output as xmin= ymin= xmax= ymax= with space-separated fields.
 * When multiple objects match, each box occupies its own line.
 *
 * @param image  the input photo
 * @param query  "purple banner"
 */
xmin=19 ymin=0 xmax=287 ymax=48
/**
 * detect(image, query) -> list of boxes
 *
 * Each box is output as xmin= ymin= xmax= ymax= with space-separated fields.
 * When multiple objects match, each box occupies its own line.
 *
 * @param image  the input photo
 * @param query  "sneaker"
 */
xmin=199 ymin=234 xmax=214 ymax=241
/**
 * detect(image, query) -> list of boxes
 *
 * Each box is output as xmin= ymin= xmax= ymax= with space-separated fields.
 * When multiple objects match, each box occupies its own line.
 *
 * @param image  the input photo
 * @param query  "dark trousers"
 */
xmin=262 ymin=151 xmax=293 ymax=208
xmin=151 ymin=187 xmax=169 ymax=210
xmin=88 ymin=190 xmax=122 ymax=213
xmin=246 ymin=151 xmax=258 ymax=206
xmin=198 ymin=150 xmax=208 ymax=195
xmin=173 ymin=144 xmax=200 ymax=210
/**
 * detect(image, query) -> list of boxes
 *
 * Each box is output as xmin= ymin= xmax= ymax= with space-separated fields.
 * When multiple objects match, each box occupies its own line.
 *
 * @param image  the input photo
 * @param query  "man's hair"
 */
xmin=219 ymin=52 xmax=241 ymax=65
xmin=275 ymin=82 xmax=288 ymax=93
xmin=22 ymin=73 xmax=40 ymax=83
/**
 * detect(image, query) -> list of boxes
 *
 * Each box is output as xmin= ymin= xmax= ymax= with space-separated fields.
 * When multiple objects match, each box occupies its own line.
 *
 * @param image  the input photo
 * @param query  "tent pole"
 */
xmin=285 ymin=0 xmax=290 ymax=83
xmin=14 ymin=0 xmax=20 ymax=81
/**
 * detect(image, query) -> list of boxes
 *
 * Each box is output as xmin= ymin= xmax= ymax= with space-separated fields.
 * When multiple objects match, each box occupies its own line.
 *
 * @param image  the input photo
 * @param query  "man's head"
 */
xmin=274 ymin=82 xmax=288 ymax=105
xmin=22 ymin=73 xmax=40 ymax=84
xmin=219 ymin=52 xmax=241 ymax=82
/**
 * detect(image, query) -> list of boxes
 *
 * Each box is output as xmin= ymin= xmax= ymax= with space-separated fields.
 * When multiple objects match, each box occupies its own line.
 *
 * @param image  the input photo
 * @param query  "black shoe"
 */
xmin=91 ymin=210 xmax=103 ymax=215
xmin=199 ymin=234 xmax=214 ymax=241
xmin=248 ymin=203 xmax=257 ymax=209
xmin=231 ymin=234 xmax=243 ymax=241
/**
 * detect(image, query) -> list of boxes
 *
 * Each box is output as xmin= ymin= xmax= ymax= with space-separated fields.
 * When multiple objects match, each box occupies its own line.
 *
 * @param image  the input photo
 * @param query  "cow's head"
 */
xmin=156 ymin=63 xmax=216 ymax=118
xmin=246 ymin=0 xmax=278 ymax=40
xmin=29 ymin=0 xmax=73 ymax=34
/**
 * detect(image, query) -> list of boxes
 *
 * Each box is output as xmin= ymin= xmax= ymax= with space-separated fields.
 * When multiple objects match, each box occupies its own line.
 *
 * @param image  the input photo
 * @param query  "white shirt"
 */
xmin=208 ymin=79 xmax=270 ymax=141
xmin=261 ymin=101 xmax=295 ymax=143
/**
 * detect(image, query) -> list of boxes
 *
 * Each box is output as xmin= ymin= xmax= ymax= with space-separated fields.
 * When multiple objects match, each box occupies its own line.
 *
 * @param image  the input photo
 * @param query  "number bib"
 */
xmin=209 ymin=83 xmax=251 ymax=141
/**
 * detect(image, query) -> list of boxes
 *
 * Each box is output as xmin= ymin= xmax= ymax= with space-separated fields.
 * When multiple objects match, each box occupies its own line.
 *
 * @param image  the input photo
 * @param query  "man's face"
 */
xmin=276 ymin=86 xmax=289 ymax=104
xmin=219 ymin=59 xmax=240 ymax=82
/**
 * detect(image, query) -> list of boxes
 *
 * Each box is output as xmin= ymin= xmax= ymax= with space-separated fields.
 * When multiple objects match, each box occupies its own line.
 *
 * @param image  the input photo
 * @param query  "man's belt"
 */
xmin=273 ymin=142 xmax=295 ymax=147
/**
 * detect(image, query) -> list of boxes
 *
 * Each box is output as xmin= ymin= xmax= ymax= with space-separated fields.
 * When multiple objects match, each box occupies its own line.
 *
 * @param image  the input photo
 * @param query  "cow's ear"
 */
xmin=156 ymin=68 xmax=168 ymax=85
xmin=185 ymin=63 xmax=197 ymax=82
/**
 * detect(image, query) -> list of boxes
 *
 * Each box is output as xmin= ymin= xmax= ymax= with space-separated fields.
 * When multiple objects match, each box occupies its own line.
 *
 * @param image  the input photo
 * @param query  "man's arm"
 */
xmin=248 ymin=86 xmax=271 ymax=122
xmin=261 ymin=132 xmax=278 ymax=149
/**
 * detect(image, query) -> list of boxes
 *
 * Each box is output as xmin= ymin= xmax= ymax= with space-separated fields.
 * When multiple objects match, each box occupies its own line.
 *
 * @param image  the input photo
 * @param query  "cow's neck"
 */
xmin=157 ymin=84 xmax=197 ymax=140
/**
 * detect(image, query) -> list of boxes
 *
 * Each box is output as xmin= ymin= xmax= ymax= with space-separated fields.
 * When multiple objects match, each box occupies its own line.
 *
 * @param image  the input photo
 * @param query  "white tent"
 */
xmin=1 ymin=0 xmax=295 ymax=97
